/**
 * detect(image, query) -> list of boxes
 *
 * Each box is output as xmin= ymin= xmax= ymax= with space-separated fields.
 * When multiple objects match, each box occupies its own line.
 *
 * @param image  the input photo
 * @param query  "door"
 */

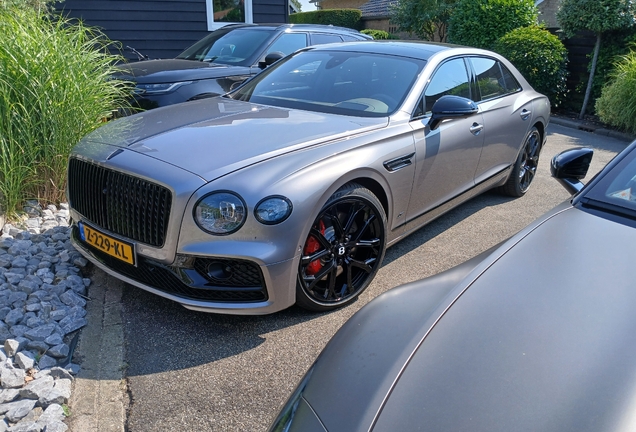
xmin=406 ymin=57 xmax=485 ymax=224
xmin=468 ymin=56 xmax=532 ymax=184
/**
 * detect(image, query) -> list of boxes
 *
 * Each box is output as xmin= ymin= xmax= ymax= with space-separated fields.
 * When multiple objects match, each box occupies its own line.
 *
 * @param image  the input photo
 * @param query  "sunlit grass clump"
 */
xmin=596 ymin=47 xmax=636 ymax=134
xmin=0 ymin=7 xmax=132 ymax=217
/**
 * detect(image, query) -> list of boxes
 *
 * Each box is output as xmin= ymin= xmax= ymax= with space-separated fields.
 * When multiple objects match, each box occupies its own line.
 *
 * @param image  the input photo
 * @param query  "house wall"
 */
xmin=536 ymin=0 xmax=561 ymax=29
xmin=58 ymin=0 xmax=288 ymax=62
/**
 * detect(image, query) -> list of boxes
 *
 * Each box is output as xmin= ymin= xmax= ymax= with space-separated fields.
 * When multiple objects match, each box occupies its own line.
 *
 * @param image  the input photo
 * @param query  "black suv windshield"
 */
xmin=177 ymin=27 xmax=275 ymax=66
xmin=228 ymin=49 xmax=424 ymax=117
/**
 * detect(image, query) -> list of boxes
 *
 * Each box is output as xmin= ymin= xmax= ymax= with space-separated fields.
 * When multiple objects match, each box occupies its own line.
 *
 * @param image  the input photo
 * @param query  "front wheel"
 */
xmin=295 ymin=183 xmax=387 ymax=312
xmin=500 ymin=126 xmax=542 ymax=197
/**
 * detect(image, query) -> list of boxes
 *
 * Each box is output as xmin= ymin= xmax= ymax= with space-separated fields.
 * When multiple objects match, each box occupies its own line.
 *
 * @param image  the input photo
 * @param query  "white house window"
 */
xmin=206 ymin=0 xmax=253 ymax=30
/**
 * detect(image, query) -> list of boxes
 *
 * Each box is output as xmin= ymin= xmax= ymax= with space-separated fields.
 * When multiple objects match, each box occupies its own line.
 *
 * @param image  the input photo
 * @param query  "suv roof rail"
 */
xmin=263 ymin=23 xmax=362 ymax=33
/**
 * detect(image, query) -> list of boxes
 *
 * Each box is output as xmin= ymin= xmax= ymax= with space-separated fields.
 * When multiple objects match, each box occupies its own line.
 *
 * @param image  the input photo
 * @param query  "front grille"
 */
xmin=68 ymin=157 xmax=172 ymax=247
xmin=73 ymin=227 xmax=268 ymax=303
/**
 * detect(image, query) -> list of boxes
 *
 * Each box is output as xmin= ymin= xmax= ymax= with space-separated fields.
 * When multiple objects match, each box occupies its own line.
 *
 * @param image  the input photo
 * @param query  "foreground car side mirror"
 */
xmin=259 ymin=51 xmax=285 ymax=69
xmin=550 ymin=147 xmax=594 ymax=195
xmin=429 ymin=95 xmax=479 ymax=130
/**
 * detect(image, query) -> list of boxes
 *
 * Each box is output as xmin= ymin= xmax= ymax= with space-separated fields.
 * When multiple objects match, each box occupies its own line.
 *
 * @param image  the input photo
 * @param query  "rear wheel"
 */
xmin=501 ymin=126 xmax=541 ymax=197
xmin=296 ymin=183 xmax=387 ymax=312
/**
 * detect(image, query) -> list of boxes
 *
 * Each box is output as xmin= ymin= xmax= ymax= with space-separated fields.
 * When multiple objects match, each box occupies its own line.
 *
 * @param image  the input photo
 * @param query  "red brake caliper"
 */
xmin=304 ymin=220 xmax=326 ymax=276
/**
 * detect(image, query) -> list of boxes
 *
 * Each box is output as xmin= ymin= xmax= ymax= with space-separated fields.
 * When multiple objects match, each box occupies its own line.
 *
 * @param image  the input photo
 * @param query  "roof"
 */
xmin=359 ymin=0 xmax=397 ymax=18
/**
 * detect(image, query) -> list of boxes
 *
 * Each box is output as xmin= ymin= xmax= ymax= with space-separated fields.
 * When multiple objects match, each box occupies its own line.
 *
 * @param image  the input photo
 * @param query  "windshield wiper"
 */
xmin=579 ymin=196 xmax=636 ymax=220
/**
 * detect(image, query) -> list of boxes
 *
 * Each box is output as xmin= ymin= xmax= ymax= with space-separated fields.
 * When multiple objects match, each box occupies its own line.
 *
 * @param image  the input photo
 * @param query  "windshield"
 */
xmin=227 ymin=50 xmax=425 ymax=117
xmin=584 ymin=146 xmax=636 ymax=216
xmin=177 ymin=27 xmax=275 ymax=66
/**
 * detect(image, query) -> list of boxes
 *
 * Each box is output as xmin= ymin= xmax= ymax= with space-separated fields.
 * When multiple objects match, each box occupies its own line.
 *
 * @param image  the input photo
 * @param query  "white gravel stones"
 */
xmin=0 ymin=204 xmax=85 ymax=431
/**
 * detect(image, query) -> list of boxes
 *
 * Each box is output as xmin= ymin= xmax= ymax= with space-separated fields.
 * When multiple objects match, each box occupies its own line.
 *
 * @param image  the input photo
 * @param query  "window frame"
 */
xmin=206 ymin=0 xmax=254 ymax=30
xmin=412 ymin=56 xmax=472 ymax=120
xmin=466 ymin=56 xmax=523 ymax=103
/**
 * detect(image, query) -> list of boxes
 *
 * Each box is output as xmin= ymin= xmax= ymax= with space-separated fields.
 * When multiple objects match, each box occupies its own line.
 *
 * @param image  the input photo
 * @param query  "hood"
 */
xmin=114 ymin=59 xmax=251 ymax=83
xmin=374 ymin=206 xmax=636 ymax=432
xmin=77 ymin=97 xmax=387 ymax=182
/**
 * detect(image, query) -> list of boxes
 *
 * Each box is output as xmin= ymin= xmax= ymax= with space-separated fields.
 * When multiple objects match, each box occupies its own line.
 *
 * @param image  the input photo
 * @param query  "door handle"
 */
xmin=469 ymin=123 xmax=484 ymax=136
xmin=520 ymin=109 xmax=532 ymax=120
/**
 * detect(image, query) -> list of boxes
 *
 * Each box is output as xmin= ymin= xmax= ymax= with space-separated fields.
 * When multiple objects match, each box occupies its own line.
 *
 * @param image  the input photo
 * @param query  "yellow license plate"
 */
xmin=79 ymin=222 xmax=135 ymax=265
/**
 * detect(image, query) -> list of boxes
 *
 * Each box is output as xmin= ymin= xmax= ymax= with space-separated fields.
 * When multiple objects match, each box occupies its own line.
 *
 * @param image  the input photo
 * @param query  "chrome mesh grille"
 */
xmin=68 ymin=157 xmax=172 ymax=247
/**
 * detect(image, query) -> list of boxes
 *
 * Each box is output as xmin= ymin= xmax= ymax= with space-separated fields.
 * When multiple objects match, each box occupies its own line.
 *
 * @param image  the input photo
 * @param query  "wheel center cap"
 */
xmin=337 ymin=245 xmax=346 ymax=256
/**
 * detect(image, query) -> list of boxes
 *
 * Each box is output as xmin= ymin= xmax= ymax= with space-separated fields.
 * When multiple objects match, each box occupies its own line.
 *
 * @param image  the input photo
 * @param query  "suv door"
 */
xmin=406 ymin=57 xmax=485 ymax=227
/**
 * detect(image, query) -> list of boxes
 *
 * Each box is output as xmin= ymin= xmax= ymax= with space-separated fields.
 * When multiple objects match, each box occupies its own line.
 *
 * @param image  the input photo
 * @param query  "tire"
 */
xmin=295 ymin=183 xmax=387 ymax=312
xmin=500 ymin=126 xmax=542 ymax=197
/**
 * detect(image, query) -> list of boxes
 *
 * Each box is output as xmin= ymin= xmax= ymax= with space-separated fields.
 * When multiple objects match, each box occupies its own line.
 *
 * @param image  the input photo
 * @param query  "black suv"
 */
xmin=117 ymin=24 xmax=371 ymax=110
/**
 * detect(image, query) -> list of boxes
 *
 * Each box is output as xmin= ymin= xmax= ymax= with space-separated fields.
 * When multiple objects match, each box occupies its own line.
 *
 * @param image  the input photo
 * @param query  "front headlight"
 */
xmin=194 ymin=191 xmax=246 ymax=235
xmin=136 ymin=81 xmax=192 ymax=95
xmin=254 ymin=196 xmax=292 ymax=225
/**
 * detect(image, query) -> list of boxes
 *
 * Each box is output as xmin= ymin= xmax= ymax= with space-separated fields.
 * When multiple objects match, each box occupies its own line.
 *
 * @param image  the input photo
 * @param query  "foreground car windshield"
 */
xmin=176 ymin=27 xmax=275 ymax=65
xmin=228 ymin=50 xmax=425 ymax=117
xmin=584 ymin=147 xmax=636 ymax=217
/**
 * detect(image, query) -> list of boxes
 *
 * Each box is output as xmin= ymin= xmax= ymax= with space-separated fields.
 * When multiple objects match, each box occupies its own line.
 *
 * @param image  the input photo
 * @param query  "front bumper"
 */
xmin=71 ymin=225 xmax=298 ymax=315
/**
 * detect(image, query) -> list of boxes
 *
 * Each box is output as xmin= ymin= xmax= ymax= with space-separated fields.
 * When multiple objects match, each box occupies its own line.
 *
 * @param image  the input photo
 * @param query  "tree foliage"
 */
xmin=557 ymin=0 xmax=635 ymax=118
xmin=290 ymin=0 xmax=302 ymax=13
xmin=448 ymin=0 xmax=537 ymax=49
xmin=557 ymin=0 xmax=634 ymax=38
xmin=494 ymin=26 xmax=569 ymax=107
xmin=391 ymin=0 xmax=456 ymax=41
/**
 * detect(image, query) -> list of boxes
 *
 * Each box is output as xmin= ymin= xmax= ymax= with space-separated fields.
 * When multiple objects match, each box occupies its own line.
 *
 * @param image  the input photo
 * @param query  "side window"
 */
xmin=470 ymin=57 xmax=519 ymax=101
xmin=501 ymin=63 xmax=522 ymax=93
xmin=418 ymin=58 xmax=470 ymax=116
xmin=341 ymin=34 xmax=360 ymax=42
xmin=266 ymin=33 xmax=308 ymax=57
xmin=311 ymin=33 xmax=343 ymax=45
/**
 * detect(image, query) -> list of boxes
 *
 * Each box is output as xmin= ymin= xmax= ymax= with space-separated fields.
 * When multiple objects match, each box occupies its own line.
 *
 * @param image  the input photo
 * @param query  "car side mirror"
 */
xmin=550 ymin=147 xmax=594 ymax=195
xmin=259 ymin=51 xmax=285 ymax=69
xmin=429 ymin=95 xmax=478 ymax=130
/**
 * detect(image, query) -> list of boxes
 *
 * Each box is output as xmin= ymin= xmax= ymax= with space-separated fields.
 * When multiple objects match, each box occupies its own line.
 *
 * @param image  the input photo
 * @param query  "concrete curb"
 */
xmin=551 ymin=116 xmax=636 ymax=142
xmin=67 ymin=268 xmax=127 ymax=432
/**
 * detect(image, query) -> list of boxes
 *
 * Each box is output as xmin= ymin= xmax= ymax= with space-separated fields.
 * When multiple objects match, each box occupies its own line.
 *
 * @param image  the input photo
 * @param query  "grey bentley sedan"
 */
xmin=67 ymin=41 xmax=550 ymax=314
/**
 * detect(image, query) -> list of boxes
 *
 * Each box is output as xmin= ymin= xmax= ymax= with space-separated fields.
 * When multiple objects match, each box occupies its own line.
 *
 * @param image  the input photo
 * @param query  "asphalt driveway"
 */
xmin=80 ymin=123 xmax=628 ymax=432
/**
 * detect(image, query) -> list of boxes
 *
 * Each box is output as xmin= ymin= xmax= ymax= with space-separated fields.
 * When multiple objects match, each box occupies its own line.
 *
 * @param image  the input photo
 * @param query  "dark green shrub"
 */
xmin=361 ymin=29 xmax=391 ymax=40
xmin=494 ymin=26 xmax=568 ymax=106
xmin=448 ymin=0 xmax=537 ymax=49
xmin=596 ymin=48 xmax=636 ymax=133
xmin=289 ymin=9 xmax=362 ymax=30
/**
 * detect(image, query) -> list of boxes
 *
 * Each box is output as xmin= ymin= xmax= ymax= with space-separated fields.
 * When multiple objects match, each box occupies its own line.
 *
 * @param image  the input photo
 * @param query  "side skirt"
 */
xmin=387 ymin=166 xmax=511 ymax=247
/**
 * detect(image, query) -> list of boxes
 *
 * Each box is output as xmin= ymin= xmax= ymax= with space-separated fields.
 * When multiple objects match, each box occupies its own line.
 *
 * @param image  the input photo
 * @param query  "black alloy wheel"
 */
xmin=296 ymin=183 xmax=387 ymax=312
xmin=501 ymin=126 xmax=542 ymax=197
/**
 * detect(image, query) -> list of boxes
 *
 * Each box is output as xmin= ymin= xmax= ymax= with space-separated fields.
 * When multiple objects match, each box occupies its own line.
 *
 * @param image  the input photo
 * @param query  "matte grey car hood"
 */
xmin=78 ymin=98 xmax=387 ymax=181
xmin=301 ymin=204 xmax=636 ymax=432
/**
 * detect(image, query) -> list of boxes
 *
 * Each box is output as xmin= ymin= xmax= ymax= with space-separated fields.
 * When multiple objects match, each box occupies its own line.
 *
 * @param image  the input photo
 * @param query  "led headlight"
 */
xmin=194 ymin=191 xmax=246 ymax=235
xmin=136 ymin=81 xmax=192 ymax=95
xmin=254 ymin=196 xmax=292 ymax=225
